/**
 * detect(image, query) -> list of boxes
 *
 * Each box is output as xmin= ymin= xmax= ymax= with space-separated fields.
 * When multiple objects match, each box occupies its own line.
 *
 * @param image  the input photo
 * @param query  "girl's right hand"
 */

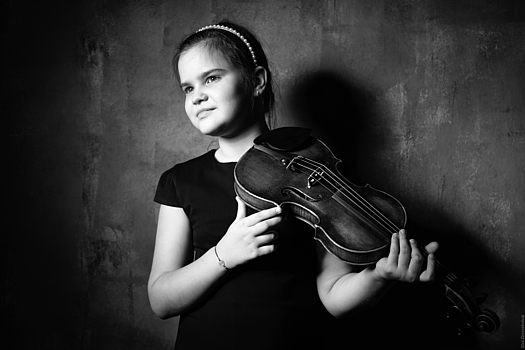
xmin=216 ymin=197 xmax=283 ymax=269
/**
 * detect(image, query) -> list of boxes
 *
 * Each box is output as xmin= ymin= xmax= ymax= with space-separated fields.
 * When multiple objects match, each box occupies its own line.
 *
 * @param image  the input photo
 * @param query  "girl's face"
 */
xmin=178 ymin=44 xmax=253 ymax=138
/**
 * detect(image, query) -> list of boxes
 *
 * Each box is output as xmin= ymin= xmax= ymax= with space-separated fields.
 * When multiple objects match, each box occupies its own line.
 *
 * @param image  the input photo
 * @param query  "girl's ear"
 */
xmin=253 ymin=66 xmax=268 ymax=97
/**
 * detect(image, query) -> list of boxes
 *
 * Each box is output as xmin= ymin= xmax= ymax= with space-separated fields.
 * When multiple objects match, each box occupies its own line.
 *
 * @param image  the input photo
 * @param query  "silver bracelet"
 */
xmin=214 ymin=246 xmax=229 ymax=270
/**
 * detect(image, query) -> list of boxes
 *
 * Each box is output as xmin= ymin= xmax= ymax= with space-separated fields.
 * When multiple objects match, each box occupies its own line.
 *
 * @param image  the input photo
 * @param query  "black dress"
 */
xmin=154 ymin=150 xmax=334 ymax=350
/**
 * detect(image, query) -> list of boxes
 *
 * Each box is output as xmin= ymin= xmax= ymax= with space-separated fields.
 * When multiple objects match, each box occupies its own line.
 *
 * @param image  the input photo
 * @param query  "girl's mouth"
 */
xmin=197 ymin=108 xmax=214 ymax=119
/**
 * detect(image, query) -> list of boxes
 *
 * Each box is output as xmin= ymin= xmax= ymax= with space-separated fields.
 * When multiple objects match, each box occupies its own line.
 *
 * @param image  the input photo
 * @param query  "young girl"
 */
xmin=148 ymin=21 xmax=438 ymax=349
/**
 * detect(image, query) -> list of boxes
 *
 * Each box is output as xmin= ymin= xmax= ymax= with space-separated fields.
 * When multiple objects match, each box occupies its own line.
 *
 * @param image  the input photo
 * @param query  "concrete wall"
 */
xmin=3 ymin=0 xmax=524 ymax=349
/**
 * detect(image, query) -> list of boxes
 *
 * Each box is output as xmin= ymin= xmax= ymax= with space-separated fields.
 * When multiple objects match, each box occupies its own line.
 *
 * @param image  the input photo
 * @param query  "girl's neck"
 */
xmin=215 ymin=120 xmax=269 ymax=163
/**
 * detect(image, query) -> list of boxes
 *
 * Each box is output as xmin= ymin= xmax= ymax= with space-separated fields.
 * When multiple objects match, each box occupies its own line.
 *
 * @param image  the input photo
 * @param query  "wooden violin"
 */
xmin=233 ymin=127 xmax=500 ymax=335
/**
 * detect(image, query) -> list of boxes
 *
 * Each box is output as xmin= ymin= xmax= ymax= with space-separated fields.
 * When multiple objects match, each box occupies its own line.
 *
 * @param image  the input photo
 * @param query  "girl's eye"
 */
xmin=205 ymin=76 xmax=219 ymax=84
xmin=182 ymin=86 xmax=193 ymax=94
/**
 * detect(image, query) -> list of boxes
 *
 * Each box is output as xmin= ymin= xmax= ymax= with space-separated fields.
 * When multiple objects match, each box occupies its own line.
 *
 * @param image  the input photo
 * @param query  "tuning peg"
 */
xmin=475 ymin=293 xmax=488 ymax=304
xmin=457 ymin=323 xmax=471 ymax=336
xmin=463 ymin=276 xmax=477 ymax=289
xmin=446 ymin=306 xmax=460 ymax=319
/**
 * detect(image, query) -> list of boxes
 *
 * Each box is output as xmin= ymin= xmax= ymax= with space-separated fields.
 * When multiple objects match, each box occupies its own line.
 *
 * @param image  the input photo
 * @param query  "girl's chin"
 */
xmin=196 ymin=124 xmax=223 ymax=137
xmin=193 ymin=119 xmax=214 ymax=133
xmin=195 ymin=120 xmax=233 ymax=137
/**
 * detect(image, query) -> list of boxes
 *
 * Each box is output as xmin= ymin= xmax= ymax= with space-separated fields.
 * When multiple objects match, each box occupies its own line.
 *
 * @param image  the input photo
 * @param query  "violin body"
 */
xmin=234 ymin=129 xmax=405 ymax=265
xmin=234 ymin=127 xmax=500 ymax=335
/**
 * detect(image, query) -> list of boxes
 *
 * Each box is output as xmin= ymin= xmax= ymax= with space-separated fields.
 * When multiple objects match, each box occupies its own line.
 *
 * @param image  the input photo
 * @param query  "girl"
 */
xmin=148 ymin=21 xmax=438 ymax=349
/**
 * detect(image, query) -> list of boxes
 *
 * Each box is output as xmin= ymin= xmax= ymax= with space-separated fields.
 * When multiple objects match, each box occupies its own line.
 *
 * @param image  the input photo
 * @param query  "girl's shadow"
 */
xmin=286 ymin=70 xmax=492 ymax=349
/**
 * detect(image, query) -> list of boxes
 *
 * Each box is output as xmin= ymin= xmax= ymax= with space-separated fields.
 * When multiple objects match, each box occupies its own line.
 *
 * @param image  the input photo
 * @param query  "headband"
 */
xmin=196 ymin=24 xmax=258 ymax=66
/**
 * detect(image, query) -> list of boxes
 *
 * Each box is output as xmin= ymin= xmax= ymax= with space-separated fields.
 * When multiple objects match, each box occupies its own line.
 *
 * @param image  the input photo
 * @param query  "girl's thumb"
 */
xmin=234 ymin=196 xmax=246 ymax=221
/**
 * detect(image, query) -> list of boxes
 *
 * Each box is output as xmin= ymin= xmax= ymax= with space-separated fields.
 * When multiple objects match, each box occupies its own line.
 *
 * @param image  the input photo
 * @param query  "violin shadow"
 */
xmin=284 ymin=70 xmax=370 ymax=185
xmin=285 ymin=70 xmax=506 ymax=349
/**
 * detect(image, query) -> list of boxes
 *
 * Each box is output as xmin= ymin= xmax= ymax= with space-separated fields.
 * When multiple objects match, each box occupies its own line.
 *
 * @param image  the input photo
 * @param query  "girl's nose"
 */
xmin=191 ymin=89 xmax=208 ymax=105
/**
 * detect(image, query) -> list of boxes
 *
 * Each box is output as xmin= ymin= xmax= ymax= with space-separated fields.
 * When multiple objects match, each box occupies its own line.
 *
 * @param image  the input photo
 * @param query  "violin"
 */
xmin=233 ymin=127 xmax=500 ymax=335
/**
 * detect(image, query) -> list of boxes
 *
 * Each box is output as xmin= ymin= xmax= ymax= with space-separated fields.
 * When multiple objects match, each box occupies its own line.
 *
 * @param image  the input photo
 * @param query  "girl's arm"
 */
xmin=148 ymin=200 xmax=282 ymax=319
xmin=316 ymin=229 xmax=438 ymax=318
xmin=147 ymin=205 xmax=227 ymax=318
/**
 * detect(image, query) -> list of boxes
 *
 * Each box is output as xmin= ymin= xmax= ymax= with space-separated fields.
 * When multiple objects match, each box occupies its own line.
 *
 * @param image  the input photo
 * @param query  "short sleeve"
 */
xmin=153 ymin=166 xmax=181 ymax=207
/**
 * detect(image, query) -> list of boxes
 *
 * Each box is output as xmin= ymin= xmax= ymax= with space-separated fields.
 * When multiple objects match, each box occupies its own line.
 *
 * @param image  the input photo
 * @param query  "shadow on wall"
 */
xmin=286 ymin=71 xmax=367 ymax=185
xmin=285 ymin=70 xmax=503 ymax=349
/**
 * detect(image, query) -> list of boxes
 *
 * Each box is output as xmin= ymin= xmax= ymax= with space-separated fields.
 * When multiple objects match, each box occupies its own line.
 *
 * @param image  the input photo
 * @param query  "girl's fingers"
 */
xmin=257 ymin=244 xmax=277 ymax=256
xmin=419 ymin=241 xmax=438 ymax=281
xmin=397 ymin=230 xmax=411 ymax=268
xmin=387 ymin=232 xmax=400 ymax=267
xmin=379 ymin=232 xmax=439 ymax=282
xmin=243 ymin=231 xmax=279 ymax=260
xmin=256 ymin=230 xmax=279 ymax=245
xmin=243 ymin=206 xmax=282 ymax=227
xmin=425 ymin=241 xmax=439 ymax=254
xmin=406 ymin=239 xmax=424 ymax=281
xmin=419 ymin=253 xmax=436 ymax=282
xmin=251 ymin=216 xmax=283 ymax=236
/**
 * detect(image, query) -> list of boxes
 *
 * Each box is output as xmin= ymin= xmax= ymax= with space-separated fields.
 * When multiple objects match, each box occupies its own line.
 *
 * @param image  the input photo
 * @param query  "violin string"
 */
xmin=292 ymin=159 xmax=399 ymax=238
xmin=298 ymin=155 xmax=459 ymax=284
xmin=299 ymin=157 xmax=403 ymax=236
xmin=290 ymin=156 xmax=458 ymax=283
xmin=294 ymin=157 xmax=400 ymax=238
xmin=287 ymin=159 xmax=394 ymax=239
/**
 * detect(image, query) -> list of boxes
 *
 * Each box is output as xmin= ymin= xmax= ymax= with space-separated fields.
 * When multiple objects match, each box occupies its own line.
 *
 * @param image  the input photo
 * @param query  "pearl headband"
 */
xmin=197 ymin=24 xmax=258 ymax=66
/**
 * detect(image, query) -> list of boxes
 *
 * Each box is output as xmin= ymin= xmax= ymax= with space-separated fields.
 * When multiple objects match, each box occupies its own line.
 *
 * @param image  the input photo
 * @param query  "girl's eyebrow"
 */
xmin=180 ymin=68 xmax=227 ymax=88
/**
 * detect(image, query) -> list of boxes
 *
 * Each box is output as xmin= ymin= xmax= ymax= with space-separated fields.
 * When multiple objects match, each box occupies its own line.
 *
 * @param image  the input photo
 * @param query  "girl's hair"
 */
xmin=173 ymin=20 xmax=275 ymax=128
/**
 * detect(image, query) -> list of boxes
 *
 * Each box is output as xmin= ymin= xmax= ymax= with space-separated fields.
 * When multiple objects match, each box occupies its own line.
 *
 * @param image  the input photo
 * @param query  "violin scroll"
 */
xmin=476 ymin=309 xmax=500 ymax=334
xmin=443 ymin=273 xmax=500 ymax=335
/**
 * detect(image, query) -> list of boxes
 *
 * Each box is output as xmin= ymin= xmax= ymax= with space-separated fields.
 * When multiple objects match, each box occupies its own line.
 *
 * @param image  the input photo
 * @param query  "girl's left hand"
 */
xmin=374 ymin=229 xmax=439 ymax=283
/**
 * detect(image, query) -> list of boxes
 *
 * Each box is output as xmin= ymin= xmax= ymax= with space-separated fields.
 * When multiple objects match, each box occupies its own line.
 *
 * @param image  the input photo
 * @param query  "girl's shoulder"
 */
xmin=163 ymin=150 xmax=217 ymax=175
xmin=154 ymin=150 xmax=218 ymax=206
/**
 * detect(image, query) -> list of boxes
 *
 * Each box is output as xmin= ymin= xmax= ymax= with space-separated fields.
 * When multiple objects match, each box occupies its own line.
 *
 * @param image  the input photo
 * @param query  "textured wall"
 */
xmin=3 ymin=0 xmax=524 ymax=349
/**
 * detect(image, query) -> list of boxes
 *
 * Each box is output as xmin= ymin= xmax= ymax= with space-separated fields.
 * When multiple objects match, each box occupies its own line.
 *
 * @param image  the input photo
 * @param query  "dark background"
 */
xmin=2 ymin=0 xmax=524 ymax=349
